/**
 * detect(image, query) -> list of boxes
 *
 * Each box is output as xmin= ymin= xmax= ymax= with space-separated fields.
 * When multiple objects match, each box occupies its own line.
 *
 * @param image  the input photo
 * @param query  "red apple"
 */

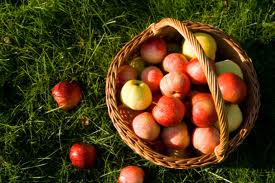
xmin=141 ymin=66 xmax=163 ymax=93
xmin=118 ymin=105 xmax=142 ymax=125
xmin=217 ymin=72 xmax=247 ymax=104
xmin=152 ymin=96 xmax=186 ymax=127
xmin=146 ymin=92 xmax=162 ymax=112
xmin=191 ymin=92 xmax=218 ymax=127
xmin=117 ymin=65 xmax=137 ymax=89
xmin=69 ymin=143 xmax=96 ymax=169
xmin=132 ymin=112 xmax=161 ymax=141
xmin=162 ymin=53 xmax=188 ymax=73
xmin=184 ymin=58 xmax=215 ymax=85
xmin=192 ymin=127 xmax=220 ymax=154
xmin=118 ymin=165 xmax=145 ymax=183
xmin=140 ymin=37 xmax=167 ymax=64
xmin=160 ymin=72 xmax=190 ymax=99
xmin=51 ymin=81 xmax=82 ymax=111
xmin=161 ymin=122 xmax=190 ymax=150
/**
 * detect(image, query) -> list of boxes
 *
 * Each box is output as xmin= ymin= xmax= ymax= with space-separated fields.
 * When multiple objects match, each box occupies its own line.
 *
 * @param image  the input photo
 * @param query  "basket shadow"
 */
xmin=218 ymin=40 xmax=275 ymax=170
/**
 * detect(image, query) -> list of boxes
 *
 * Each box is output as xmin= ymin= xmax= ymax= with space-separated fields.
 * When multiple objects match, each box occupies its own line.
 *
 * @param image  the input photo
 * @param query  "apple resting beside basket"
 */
xmin=105 ymin=18 xmax=260 ymax=169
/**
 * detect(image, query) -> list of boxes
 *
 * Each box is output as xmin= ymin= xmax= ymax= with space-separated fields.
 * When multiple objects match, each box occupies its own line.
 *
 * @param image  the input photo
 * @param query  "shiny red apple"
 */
xmin=140 ymin=37 xmax=167 ymax=64
xmin=152 ymin=95 xmax=186 ymax=127
xmin=217 ymin=72 xmax=247 ymax=104
xmin=69 ymin=143 xmax=96 ymax=169
xmin=141 ymin=66 xmax=163 ymax=93
xmin=191 ymin=92 xmax=218 ymax=127
xmin=51 ymin=81 xmax=82 ymax=111
xmin=162 ymin=53 xmax=188 ymax=73
xmin=118 ymin=165 xmax=145 ymax=183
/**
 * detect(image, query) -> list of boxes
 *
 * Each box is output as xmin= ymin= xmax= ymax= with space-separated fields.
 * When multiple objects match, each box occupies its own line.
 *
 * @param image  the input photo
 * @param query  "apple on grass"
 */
xmin=120 ymin=80 xmax=152 ymax=110
xmin=51 ymin=81 xmax=82 ymax=111
xmin=215 ymin=103 xmax=243 ymax=133
xmin=152 ymin=96 xmax=186 ymax=127
xmin=215 ymin=59 xmax=243 ymax=79
xmin=118 ymin=165 xmax=145 ymax=183
xmin=160 ymin=72 xmax=190 ymax=99
xmin=161 ymin=122 xmax=190 ymax=150
xmin=162 ymin=53 xmax=188 ymax=73
xmin=140 ymin=37 xmax=167 ymax=64
xmin=132 ymin=112 xmax=161 ymax=141
xmin=192 ymin=127 xmax=220 ymax=154
xmin=141 ymin=66 xmax=163 ymax=93
xmin=69 ymin=143 xmax=96 ymax=169
xmin=191 ymin=92 xmax=218 ymax=127
xmin=117 ymin=65 xmax=138 ymax=89
xmin=182 ymin=32 xmax=217 ymax=61
xmin=184 ymin=57 xmax=216 ymax=85
xmin=217 ymin=72 xmax=247 ymax=104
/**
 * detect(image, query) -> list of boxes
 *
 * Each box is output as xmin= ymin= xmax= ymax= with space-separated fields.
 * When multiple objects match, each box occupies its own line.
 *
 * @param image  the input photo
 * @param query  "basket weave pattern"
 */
xmin=105 ymin=18 xmax=260 ymax=169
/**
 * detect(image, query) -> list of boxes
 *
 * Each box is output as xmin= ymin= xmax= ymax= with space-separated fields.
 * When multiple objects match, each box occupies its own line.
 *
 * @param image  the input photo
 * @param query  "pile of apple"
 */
xmin=117 ymin=32 xmax=247 ymax=157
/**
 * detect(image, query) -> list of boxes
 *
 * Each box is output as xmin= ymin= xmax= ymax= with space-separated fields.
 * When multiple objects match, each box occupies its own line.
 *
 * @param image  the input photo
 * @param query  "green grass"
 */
xmin=0 ymin=0 xmax=274 ymax=182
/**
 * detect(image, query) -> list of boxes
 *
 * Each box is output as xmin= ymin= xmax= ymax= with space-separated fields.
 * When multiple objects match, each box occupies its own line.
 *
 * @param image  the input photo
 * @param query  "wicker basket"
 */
xmin=105 ymin=18 xmax=260 ymax=169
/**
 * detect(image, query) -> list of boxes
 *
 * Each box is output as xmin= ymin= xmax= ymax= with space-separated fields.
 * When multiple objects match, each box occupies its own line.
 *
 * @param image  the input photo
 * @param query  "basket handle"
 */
xmin=151 ymin=18 xmax=229 ymax=162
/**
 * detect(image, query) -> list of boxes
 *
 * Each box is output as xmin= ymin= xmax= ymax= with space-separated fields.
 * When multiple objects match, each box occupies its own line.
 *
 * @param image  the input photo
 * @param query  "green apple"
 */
xmin=215 ymin=103 xmax=243 ymax=133
xmin=128 ymin=57 xmax=146 ymax=76
xmin=120 ymin=80 xmax=152 ymax=110
xmin=182 ymin=32 xmax=217 ymax=60
xmin=215 ymin=59 xmax=243 ymax=79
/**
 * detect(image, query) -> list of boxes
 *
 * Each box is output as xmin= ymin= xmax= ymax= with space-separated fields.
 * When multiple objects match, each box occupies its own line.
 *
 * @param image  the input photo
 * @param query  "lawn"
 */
xmin=0 ymin=0 xmax=274 ymax=182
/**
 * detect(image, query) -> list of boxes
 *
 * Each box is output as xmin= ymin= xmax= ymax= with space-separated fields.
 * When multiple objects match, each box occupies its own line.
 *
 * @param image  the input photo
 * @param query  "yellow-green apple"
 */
xmin=162 ymin=53 xmax=188 ymax=73
xmin=161 ymin=122 xmax=190 ymax=150
xmin=128 ymin=57 xmax=146 ymax=76
xmin=132 ymin=112 xmax=161 ymax=141
xmin=160 ymin=72 xmax=190 ymax=99
xmin=184 ymin=57 xmax=216 ymax=85
xmin=217 ymin=73 xmax=247 ymax=104
xmin=192 ymin=127 xmax=220 ymax=154
xmin=69 ymin=143 xmax=96 ymax=169
xmin=182 ymin=32 xmax=217 ymax=60
xmin=215 ymin=60 xmax=243 ymax=79
xmin=51 ymin=81 xmax=82 ymax=111
xmin=140 ymin=37 xmax=167 ymax=64
xmin=117 ymin=65 xmax=137 ymax=89
xmin=120 ymin=80 xmax=152 ymax=110
xmin=191 ymin=92 xmax=218 ymax=127
xmin=118 ymin=104 xmax=142 ymax=125
xmin=215 ymin=103 xmax=243 ymax=133
xmin=152 ymin=95 xmax=186 ymax=127
xmin=141 ymin=66 xmax=163 ymax=93
xmin=118 ymin=165 xmax=145 ymax=183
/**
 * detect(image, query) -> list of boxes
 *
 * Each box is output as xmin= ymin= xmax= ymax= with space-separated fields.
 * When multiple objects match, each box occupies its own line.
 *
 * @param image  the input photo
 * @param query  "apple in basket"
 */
xmin=152 ymin=95 xmax=186 ymax=127
xmin=140 ymin=37 xmax=167 ymax=64
xmin=117 ymin=65 xmax=137 ymax=89
xmin=51 ymin=80 xmax=82 ymax=111
xmin=160 ymin=71 xmax=190 ymax=99
xmin=132 ymin=112 xmax=161 ymax=141
xmin=69 ymin=143 xmax=96 ymax=169
xmin=217 ymin=72 xmax=247 ymax=104
xmin=182 ymin=32 xmax=217 ymax=60
xmin=161 ymin=122 xmax=190 ymax=150
xmin=118 ymin=165 xmax=145 ymax=183
xmin=192 ymin=127 xmax=220 ymax=154
xmin=184 ymin=57 xmax=216 ymax=85
xmin=162 ymin=53 xmax=188 ymax=73
xmin=215 ymin=59 xmax=243 ymax=79
xmin=128 ymin=57 xmax=146 ymax=76
xmin=191 ymin=92 xmax=218 ymax=127
xmin=141 ymin=66 xmax=163 ymax=93
xmin=120 ymin=80 xmax=152 ymax=110
xmin=215 ymin=103 xmax=243 ymax=133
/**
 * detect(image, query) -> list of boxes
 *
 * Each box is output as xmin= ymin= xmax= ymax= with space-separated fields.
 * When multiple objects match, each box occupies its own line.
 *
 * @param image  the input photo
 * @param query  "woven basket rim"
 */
xmin=105 ymin=18 xmax=261 ymax=170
